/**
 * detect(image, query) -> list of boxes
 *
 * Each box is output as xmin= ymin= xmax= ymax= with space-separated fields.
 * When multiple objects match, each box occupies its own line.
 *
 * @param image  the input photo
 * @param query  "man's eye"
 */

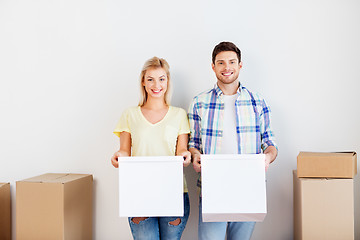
xmin=160 ymin=78 xmax=165 ymax=81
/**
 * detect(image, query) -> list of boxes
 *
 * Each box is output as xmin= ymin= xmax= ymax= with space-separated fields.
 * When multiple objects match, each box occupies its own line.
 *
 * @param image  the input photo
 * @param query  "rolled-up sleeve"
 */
xmin=259 ymin=98 xmax=277 ymax=152
xmin=188 ymin=97 xmax=202 ymax=152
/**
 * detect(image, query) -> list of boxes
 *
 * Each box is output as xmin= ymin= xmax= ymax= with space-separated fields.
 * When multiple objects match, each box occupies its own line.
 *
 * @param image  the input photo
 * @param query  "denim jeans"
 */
xmin=128 ymin=193 xmax=190 ymax=240
xmin=198 ymin=197 xmax=255 ymax=240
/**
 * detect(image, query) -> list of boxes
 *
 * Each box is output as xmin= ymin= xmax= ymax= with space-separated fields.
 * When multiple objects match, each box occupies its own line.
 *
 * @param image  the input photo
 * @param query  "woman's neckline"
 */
xmin=138 ymin=105 xmax=171 ymax=126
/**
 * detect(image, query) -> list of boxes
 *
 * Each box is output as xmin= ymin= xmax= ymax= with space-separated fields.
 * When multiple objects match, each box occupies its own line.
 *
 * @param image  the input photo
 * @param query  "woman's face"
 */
xmin=142 ymin=67 xmax=168 ymax=101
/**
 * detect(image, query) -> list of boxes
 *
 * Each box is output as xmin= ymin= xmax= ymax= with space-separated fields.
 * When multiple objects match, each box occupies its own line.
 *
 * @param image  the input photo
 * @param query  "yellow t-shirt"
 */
xmin=114 ymin=106 xmax=190 ymax=192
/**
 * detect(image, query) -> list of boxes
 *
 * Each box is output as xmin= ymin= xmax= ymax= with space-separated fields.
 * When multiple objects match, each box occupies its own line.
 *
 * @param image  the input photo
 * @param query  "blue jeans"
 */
xmin=198 ymin=197 xmax=255 ymax=240
xmin=128 ymin=193 xmax=190 ymax=240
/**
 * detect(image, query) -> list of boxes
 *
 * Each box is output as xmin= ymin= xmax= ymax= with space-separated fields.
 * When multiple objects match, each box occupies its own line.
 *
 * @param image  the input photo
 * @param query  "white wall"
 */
xmin=1 ymin=0 xmax=359 ymax=239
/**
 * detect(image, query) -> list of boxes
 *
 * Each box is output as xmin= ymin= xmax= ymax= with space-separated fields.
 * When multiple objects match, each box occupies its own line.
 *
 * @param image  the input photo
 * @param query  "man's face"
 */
xmin=212 ymin=51 xmax=242 ymax=85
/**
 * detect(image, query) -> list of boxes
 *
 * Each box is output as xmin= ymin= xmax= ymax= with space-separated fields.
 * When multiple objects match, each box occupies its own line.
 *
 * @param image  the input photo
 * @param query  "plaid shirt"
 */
xmin=188 ymin=83 xmax=277 ymax=187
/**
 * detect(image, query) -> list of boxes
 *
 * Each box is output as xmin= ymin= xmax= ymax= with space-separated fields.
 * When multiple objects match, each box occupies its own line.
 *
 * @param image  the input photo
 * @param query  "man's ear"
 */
xmin=211 ymin=63 xmax=215 ymax=72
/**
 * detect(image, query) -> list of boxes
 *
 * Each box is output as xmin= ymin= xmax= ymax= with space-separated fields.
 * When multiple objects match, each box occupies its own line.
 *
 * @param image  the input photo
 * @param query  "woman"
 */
xmin=111 ymin=57 xmax=191 ymax=240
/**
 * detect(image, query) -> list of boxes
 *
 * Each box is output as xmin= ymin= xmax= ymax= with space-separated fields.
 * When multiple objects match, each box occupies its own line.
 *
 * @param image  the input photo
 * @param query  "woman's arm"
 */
xmin=176 ymin=133 xmax=191 ymax=167
xmin=111 ymin=131 xmax=131 ymax=168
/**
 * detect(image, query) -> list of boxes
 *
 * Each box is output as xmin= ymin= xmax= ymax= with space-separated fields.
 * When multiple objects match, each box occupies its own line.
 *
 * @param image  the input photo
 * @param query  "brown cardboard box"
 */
xmin=293 ymin=170 xmax=354 ymax=240
xmin=0 ymin=183 xmax=11 ymax=240
xmin=16 ymin=174 xmax=93 ymax=240
xmin=297 ymin=152 xmax=357 ymax=178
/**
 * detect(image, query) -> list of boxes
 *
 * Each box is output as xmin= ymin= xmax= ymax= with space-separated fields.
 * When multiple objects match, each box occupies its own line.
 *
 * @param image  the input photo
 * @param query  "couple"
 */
xmin=111 ymin=41 xmax=278 ymax=240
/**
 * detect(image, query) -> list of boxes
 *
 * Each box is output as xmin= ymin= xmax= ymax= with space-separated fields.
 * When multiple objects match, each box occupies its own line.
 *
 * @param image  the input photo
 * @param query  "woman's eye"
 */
xmin=160 ymin=78 xmax=165 ymax=81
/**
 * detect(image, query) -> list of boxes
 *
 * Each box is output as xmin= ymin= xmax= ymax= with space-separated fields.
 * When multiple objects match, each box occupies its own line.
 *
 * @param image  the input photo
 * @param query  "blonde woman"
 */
xmin=111 ymin=57 xmax=191 ymax=240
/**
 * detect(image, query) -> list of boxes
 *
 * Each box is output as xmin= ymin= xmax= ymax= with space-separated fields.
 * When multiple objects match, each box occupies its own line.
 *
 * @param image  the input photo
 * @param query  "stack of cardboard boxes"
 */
xmin=0 ymin=173 xmax=93 ymax=240
xmin=293 ymin=152 xmax=357 ymax=240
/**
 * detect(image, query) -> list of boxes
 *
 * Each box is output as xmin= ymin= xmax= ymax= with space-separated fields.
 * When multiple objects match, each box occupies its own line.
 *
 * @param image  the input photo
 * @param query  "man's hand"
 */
xmin=265 ymin=154 xmax=271 ymax=172
xmin=264 ymin=146 xmax=278 ymax=172
xmin=192 ymin=152 xmax=202 ymax=173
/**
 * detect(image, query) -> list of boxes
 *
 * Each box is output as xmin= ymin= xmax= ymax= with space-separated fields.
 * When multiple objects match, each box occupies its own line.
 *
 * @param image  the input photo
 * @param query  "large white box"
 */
xmin=119 ymin=156 xmax=184 ymax=217
xmin=201 ymin=154 xmax=267 ymax=222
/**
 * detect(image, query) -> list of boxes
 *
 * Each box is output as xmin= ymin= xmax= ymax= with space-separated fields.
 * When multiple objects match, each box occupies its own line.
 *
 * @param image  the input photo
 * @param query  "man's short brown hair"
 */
xmin=212 ymin=42 xmax=241 ymax=64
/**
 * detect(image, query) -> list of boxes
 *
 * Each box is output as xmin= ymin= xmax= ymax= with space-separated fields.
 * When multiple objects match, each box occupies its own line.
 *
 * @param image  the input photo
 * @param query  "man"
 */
xmin=188 ymin=41 xmax=278 ymax=240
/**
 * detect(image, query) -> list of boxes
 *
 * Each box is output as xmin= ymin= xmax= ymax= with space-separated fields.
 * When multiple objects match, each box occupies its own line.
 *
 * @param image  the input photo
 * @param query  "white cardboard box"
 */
xmin=118 ymin=156 xmax=184 ymax=217
xmin=201 ymin=154 xmax=267 ymax=222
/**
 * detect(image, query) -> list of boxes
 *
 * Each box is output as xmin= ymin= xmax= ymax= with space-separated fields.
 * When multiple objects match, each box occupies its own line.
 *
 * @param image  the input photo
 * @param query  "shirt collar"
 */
xmin=213 ymin=81 xmax=242 ymax=97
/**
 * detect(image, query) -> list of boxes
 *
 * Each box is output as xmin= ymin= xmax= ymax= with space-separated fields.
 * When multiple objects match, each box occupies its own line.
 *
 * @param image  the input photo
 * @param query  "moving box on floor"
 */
xmin=0 ymin=183 xmax=11 ymax=240
xmin=16 ymin=173 xmax=93 ymax=240
xmin=293 ymin=170 xmax=354 ymax=240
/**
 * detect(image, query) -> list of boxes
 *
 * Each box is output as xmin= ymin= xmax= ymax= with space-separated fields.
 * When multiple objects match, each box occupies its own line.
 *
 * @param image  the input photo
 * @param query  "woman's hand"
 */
xmin=176 ymin=134 xmax=191 ymax=167
xmin=112 ymin=132 xmax=132 ymax=168
xmin=179 ymin=150 xmax=191 ymax=167
xmin=111 ymin=150 xmax=129 ymax=168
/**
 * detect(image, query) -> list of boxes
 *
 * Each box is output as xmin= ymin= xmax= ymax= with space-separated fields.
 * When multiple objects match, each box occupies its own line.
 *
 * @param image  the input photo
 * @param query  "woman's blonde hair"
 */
xmin=139 ymin=57 xmax=171 ymax=106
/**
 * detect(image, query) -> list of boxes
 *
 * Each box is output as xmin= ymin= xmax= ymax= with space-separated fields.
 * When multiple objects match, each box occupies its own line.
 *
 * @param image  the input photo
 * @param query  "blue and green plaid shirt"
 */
xmin=188 ymin=83 xmax=277 ymax=187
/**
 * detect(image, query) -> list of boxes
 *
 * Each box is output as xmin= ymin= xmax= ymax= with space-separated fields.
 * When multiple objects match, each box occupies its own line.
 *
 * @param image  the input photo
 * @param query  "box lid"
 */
xmin=19 ymin=173 xmax=92 ymax=184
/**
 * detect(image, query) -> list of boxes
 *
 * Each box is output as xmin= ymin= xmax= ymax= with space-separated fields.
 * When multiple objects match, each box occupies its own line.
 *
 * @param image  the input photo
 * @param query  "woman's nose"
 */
xmin=154 ymin=80 xmax=160 ymax=88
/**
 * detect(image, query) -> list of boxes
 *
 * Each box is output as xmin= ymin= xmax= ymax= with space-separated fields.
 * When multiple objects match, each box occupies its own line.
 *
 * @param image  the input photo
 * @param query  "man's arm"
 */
xmin=258 ymin=97 xmax=277 ymax=171
xmin=188 ymin=96 xmax=203 ymax=172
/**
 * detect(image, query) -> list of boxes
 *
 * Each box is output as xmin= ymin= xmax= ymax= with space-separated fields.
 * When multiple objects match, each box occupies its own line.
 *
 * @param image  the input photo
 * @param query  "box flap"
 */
xmin=19 ymin=174 xmax=67 ymax=183
xmin=0 ymin=183 xmax=10 ymax=188
xmin=19 ymin=173 xmax=92 ymax=183
xmin=298 ymin=151 xmax=356 ymax=158
xmin=119 ymin=156 xmax=183 ymax=163
xmin=201 ymin=154 xmax=265 ymax=161
xmin=56 ymin=174 xmax=92 ymax=183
